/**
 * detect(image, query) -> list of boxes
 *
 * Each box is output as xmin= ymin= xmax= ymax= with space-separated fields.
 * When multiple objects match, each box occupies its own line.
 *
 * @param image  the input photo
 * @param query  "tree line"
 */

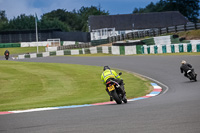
xmin=133 ymin=0 xmax=200 ymax=23
xmin=0 ymin=6 xmax=109 ymax=32
xmin=0 ymin=0 xmax=199 ymax=32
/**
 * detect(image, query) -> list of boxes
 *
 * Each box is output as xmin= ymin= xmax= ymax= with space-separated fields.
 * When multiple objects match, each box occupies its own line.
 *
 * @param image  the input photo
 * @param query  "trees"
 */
xmin=133 ymin=0 xmax=200 ymax=22
xmin=175 ymin=0 xmax=199 ymax=22
xmin=41 ymin=6 xmax=109 ymax=32
xmin=42 ymin=9 xmax=79 ymax=31
xmin=78 ymin=6 xmax=109 ymax=32
xmin=8 ymin=14 xmax=35 ymax=30
xmin=0 ymin=10 xmax=8 ymax=30
xmin=0 ymin=6 xmax=109 ymax=32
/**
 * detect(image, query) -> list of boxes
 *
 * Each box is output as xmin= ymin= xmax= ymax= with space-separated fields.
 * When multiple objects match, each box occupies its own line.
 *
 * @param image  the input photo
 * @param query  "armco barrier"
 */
xmin=0 ymin=43 xmax=21 ymax=48
xmin=18 ymin=44 xmax=200 ymax=59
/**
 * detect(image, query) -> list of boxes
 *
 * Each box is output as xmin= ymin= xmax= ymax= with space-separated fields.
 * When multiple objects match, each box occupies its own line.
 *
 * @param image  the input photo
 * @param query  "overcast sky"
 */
xmin=0 ymin=0 xmax=160 ymax=19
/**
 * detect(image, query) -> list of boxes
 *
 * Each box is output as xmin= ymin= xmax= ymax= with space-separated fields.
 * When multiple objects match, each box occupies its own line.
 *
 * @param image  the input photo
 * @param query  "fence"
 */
xmin=106 ymin=22 xmax=200 ymax=43
xmin=57 ymin=43 xmax=90 ymax=50
xmin=0 ymin=30 xmax=90 ymax=43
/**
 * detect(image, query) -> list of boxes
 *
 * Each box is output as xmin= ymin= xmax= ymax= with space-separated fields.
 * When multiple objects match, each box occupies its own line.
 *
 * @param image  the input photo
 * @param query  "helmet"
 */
xmin=103 ymin=66 xmax=110 ymax=71
xmin=181 ymin=60 xmax=186 ymax=64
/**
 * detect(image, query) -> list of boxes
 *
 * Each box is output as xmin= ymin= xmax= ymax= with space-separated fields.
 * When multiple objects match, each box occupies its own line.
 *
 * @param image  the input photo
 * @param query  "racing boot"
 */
xmin=110 ymin=96 xmax=113 ymax=101
xmin=106 ymin=89 xmax=113 ymax=101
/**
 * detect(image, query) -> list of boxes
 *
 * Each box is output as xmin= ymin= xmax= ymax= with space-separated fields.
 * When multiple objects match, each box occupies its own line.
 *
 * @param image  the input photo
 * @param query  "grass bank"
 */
xmin=0 ymin=61 xmax=152 ymax=111
xmin=0 ymin=47 xmax=46 ymax=56
xmin=177 ymin=29 xmax=200 ymax=40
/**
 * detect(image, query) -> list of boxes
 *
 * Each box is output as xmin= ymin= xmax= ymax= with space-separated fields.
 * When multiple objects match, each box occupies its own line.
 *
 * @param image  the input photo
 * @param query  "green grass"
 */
xmin=0 ymin=61 xmax=152 ymax=111
xmin=0 ymin=47 xmax=46 ymax=56
xmin=177 ymin=29 xmax=200 ymax=40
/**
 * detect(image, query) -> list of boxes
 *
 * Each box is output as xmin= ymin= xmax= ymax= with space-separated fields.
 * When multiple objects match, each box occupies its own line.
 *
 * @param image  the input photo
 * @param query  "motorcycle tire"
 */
xmin=122 ymin=96 xmax=127 ymax=103
xmin=194 ymin=73 xmax=197 ymax=82
xmin=188 ymin=72 xmax=193 ymax=80
xmin=194 ymin=76 xmax=197 ymax=82
xmin=110 ymin=90 xmax=122 ymax=104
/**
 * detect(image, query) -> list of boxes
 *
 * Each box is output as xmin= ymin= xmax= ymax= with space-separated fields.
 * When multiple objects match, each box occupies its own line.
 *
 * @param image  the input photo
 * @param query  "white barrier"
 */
xmin=90 ymin=47 xmax=98 ymax=54
xmin=112 ymin=46 xmax=120 ymax=55
xmin=71 ymin=50 xmax=79 ymax=55
xmin=30 ymin=53 xmax=37 ymax=58
xmin=42 ymin=52 xmax=50 ymax=57
xmin=154 ymin=35 xmax=171 ymax=45
xmin=102 ymin=46 xmax=109 ymax=54
xmin=190 ymin=40 xmax=200 ymax=45
xmin=45 ymin=47 xmax=57 ymax=52
xmin=63 ymin=41 xmax=76 ymax=46
xmin=18 ymin=55 xmax=25 ymax=59
xmin=125 ymin=46 xmax=136 ymax=55
xmin=56 ymin=50 xmax=64 ymax=56
xmin=21 ymin=41 xmax=51 ymax=47
xmin=192 ymin=44 xmax=197 ymax=52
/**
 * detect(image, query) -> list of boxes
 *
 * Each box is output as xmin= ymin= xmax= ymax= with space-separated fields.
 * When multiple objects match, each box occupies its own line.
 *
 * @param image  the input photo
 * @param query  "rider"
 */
xmin=101 ymin=66 xmax=126 ymax=101
xmin=180 ymin=60 xmax=197 ymax=79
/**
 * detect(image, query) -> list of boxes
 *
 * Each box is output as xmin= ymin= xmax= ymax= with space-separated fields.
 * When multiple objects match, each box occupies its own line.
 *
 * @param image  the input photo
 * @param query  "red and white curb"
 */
xmin=0 ymin=83 xmax=162 ymax=115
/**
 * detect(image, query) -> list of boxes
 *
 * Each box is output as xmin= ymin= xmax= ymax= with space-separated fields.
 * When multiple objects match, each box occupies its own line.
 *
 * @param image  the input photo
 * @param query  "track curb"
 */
xmin=0 ymin=83 xmax=162 ymax=115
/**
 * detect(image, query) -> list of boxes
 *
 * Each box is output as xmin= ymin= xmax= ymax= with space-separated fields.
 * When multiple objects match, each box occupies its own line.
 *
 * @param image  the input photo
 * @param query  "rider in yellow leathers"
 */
xmin=101 ymin=66 xmax=126 ymax=101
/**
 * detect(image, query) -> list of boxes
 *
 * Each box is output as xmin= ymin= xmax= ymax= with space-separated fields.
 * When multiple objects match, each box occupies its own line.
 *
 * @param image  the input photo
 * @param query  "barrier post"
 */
xmin=187 ymin=43 xmax=192 ymax=52
xmin=179 ymin=44 xmax=184 ymax=53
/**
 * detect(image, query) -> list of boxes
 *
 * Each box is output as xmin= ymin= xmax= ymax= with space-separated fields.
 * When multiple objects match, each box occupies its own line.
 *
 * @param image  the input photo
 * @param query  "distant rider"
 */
xmin=180 ymin=60 xmax=197 ymax=79
xmin=4 ymin=50 xmax=10 ymax=59
xmin=101 ymin=66 xmax=126 ymax=101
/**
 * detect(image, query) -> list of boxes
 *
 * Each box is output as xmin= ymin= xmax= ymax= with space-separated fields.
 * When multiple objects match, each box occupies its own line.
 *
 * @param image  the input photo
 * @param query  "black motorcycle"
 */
xmin=187 ymin=69 xmax=197 ymax=81
xmin=106 ymin=73 xmax=127 ymax=104
xmin=5 ymin=54 xmax=9 ymax=60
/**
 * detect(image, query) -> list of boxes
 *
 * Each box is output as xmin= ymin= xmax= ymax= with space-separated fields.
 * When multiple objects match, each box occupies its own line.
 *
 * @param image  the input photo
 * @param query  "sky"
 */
xmin=0 ymin=0 xmax=161 ymax=20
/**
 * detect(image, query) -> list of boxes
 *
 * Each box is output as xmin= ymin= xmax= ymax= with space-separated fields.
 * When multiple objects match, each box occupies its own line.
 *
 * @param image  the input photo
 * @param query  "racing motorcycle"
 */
xmin=106 ymin=72 xmax=127 ymax=104
xmin=187 ymin=69 xmax=197 ymax=81
xmin=5 ymin=53 xmax=9 ymax=60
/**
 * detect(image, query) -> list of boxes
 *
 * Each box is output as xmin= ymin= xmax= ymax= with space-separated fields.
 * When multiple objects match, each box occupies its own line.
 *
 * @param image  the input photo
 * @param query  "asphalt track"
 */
xmin=1 ymin=55 xmax=200 ymax=133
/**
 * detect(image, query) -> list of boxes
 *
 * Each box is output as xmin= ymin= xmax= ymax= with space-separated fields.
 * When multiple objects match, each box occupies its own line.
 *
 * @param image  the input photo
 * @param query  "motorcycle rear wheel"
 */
xmin=111 ymin=90 xmax=122 ymax=104
xmin=189 ymin=72 xmax=196 ymax=81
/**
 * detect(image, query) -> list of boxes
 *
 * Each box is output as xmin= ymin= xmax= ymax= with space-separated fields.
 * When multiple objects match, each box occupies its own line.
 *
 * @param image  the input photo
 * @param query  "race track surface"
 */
xmin=1 ymin=55 xmax=200 ymax=133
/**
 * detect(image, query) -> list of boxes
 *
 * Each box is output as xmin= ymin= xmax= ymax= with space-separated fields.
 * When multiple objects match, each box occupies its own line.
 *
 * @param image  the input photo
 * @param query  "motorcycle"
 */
xmin=187 ymin=69 xmax=197 ymax=81
xmin=5 ymin=53 xmax=9 ymax=60
xmin=106 ymin=72 xmax=127 ymax=104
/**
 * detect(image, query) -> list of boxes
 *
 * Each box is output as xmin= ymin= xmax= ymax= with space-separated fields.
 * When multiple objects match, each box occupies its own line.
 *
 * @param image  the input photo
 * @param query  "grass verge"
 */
xmin=0 ymin=47 xmax=46 ymax=56
xmin=177 ymin=29 xmax=200 ymax=40
xmin=0 ymin=61 xmax=152 ymax=111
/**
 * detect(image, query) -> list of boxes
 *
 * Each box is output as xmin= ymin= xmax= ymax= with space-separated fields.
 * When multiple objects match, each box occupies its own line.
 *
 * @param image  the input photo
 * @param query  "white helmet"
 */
xmin=181 ymin=60 xmax=186 ymax=64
